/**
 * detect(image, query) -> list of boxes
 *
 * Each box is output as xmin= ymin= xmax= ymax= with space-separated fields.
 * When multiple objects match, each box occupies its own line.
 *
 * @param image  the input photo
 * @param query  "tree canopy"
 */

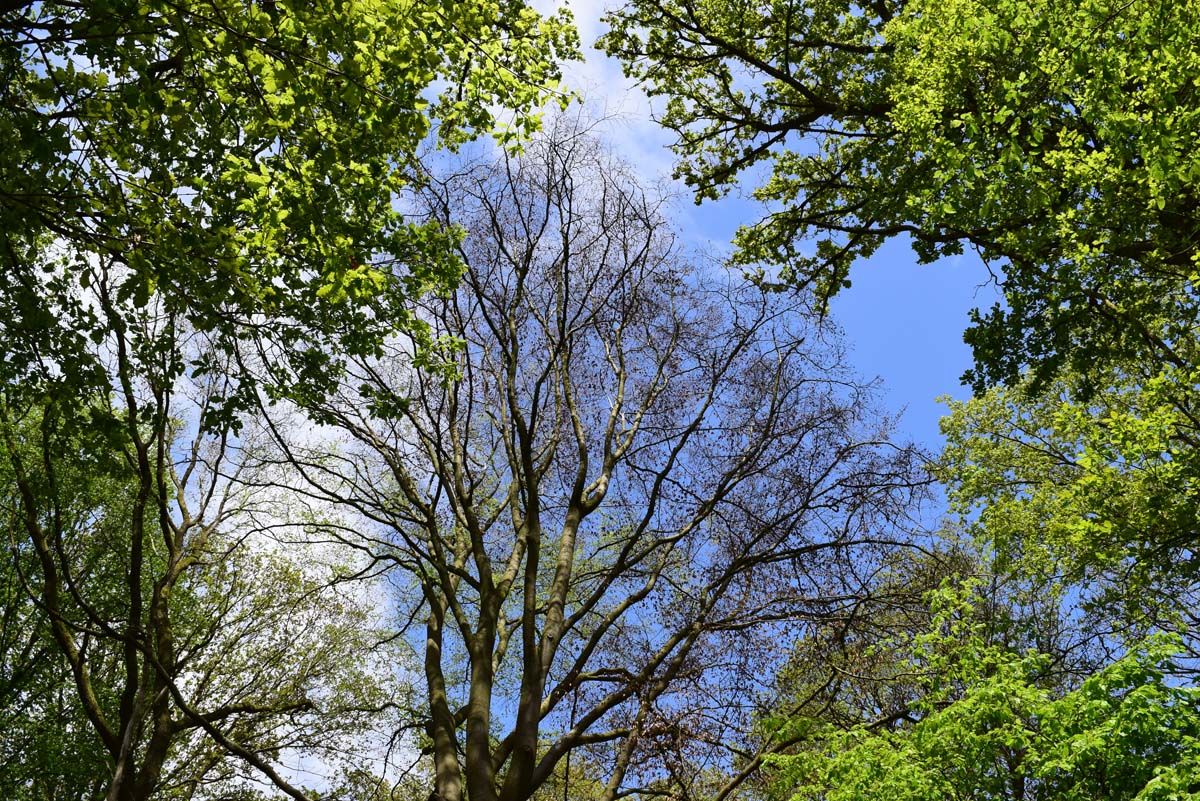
xmin=603 ymin=1 xmax=1200 ymax=798
xmin=2 ymin=2 xmax=578 ymax=798
xmin=5 ymin=1 xmax=1200 ymax=799
xmin=767 ymin=588 xmax=1200 ymax=801
xmin=602 ymin=0 xmax=1200 ymax=390
xmin=1 ymin=0 xmax=577 ymax=422
xmin=939 ymin=374 xmax=1200 ymax=659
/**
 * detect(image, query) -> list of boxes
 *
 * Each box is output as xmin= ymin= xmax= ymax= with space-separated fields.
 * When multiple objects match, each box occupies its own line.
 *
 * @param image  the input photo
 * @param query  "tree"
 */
xmin=938 ymin=373 xmax=1200 ymax=666
xmin=754 ymin=369 xmax=1200 ymax=801
xmin=0 ymin=333 xmax=404 ymax=801
xmin=1 ymin=517 xmax=110 ymax=801
xmin=765 ymin=585 xmax=1200 ymax=801
xmin=602 ymin=4 xmax=1200 ymax=795
xmin=602 ymin=0 xmax=1200 ymax=666
xmin=1 ymin=0 xmax=578 ymax=424
xmin=2 ymin=6 xmax=576 ymax=797
xmin=768 ymin=543 xmax=1077 ymax=720
xmin=261 ymin=120 xmax=926 ymax=801
xmin=601 ymin=0 xmax=1200 ymax=391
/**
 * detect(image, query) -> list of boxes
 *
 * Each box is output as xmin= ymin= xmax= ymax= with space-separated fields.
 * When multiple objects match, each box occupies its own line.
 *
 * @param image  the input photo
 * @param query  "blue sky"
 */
xmin=538 ymin=0 xmax=1003 ymax=451
xmin=828 ymin=240 xmax=998 ymax=447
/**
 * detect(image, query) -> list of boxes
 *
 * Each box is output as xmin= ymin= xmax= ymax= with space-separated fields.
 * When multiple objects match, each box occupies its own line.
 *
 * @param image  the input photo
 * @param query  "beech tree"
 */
xmin=261 ymin=121 xmax=926 ymax=801
xmin=602 ymin=0 xmax=1200 ymax=391
xmin=741 ymin=533 xmax=1119 ymax=801
xmin=1 ymin=0 xmax=577 ymax=423
xmin=0 ymin=262 xmax=405 ymax=801
xmin=603 ymin=7 xmax=1200 ymax=751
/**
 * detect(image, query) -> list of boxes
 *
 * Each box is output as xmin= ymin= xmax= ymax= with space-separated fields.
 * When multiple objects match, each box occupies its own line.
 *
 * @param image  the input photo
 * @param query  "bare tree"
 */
xmin=263 ymin=119 xmax=926 ymax=801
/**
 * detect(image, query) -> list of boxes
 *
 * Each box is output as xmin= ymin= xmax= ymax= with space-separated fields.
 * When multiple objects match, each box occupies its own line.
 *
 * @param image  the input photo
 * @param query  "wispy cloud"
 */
xmin=535 ymin=0 xmax=678 ymax=180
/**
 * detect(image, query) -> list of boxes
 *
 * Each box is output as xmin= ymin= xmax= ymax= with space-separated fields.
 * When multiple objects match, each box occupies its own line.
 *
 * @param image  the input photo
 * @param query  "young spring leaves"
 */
xmin=603 ymin=0 xmax=1200 ymax=390
xmin=1 ymin=0 xmax=578 ymax=422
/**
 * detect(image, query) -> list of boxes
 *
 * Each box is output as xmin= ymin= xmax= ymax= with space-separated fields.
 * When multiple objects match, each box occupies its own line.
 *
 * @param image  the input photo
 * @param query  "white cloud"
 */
xmin=535 ymin=0 xmax=679 ymax=181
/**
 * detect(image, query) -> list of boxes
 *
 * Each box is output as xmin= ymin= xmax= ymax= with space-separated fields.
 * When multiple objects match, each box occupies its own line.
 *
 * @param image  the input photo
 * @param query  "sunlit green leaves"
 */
xmin=938 ymin=370 xmax=1200 ymax=637
xmin=1 ymin=0 xmax=578 ymax=421
xmin=604 ymin=0 xmax=1200 ymax=390
xmin=769 ymin=606 xmax=1200 ymax=801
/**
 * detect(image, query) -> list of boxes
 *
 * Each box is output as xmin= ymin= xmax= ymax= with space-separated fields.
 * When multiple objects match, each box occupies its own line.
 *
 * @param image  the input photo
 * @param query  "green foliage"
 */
xmin=157 ymin=544 xmax=408 ymax=799
xmin=939 ymin=371 xmax=1200 ymax=645
xmin=0 ymin=403 xmax=153 ymax=800
xmin=0 ymin=563 xmax=111 ymax=801
xmin=1 ymin=0 xmax=578 ymax=421
xmin=0 ymin=8 xmax=578 ymax=786
xmin=764 ymin=542 xmax=1083 ymax=746
xmin=603 ymin=0 xmax=1200 ymax=389
xmin=767 ymin=584 xmax=1200 ymax=801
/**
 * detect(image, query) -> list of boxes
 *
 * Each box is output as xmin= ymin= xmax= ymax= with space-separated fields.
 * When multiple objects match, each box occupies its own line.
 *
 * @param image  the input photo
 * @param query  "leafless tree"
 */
xmin=262 ymin=119 xmax=927 ymax=801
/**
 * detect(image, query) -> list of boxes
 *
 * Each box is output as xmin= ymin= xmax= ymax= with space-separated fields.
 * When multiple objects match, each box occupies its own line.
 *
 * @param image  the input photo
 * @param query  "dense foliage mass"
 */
xmin=3 ymin=0 xmax=1199 ymax=799
xmin=1 ymin=0 xmax=577 ymax=418
xmin=768 ymin=589 xmax=1200 ymax=801
xmin=940 ymin=375 xmax=1200 ymax=657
